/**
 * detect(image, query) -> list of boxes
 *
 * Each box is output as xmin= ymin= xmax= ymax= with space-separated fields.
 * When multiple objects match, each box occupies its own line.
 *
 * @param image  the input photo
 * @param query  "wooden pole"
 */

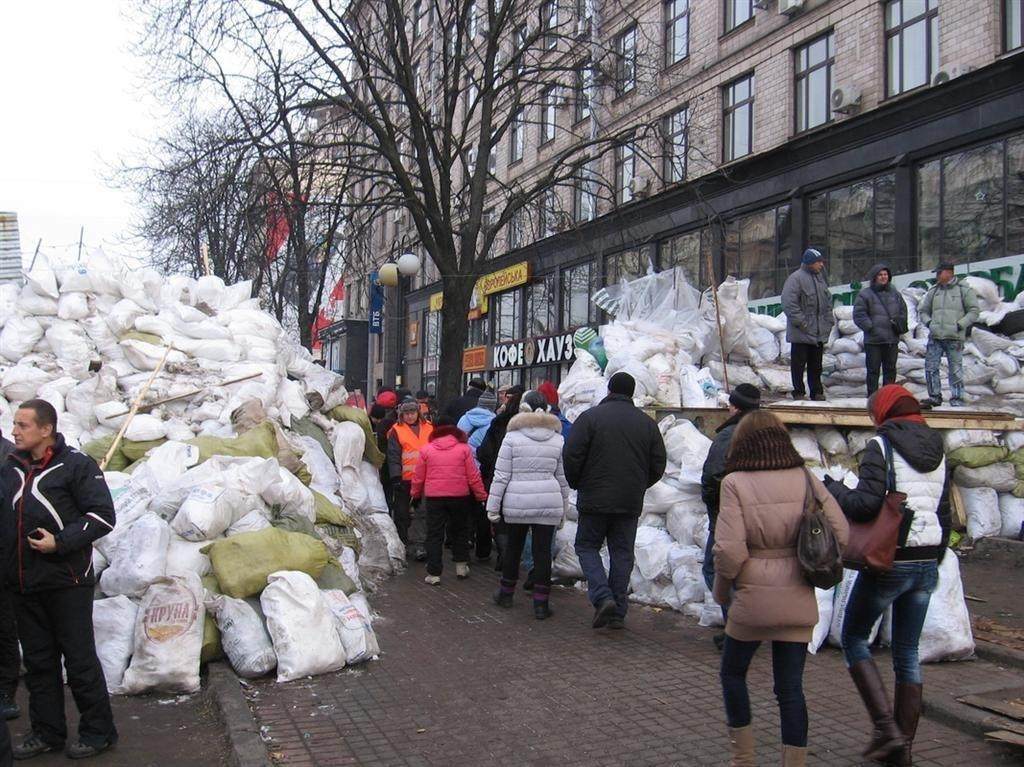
xmin=101 ymin=371 xmax=263 ymax=420
xmin=704 ymin=248 xmax=730 ymax=393
xmin=100 ymin=345 xmax=173 ymax=470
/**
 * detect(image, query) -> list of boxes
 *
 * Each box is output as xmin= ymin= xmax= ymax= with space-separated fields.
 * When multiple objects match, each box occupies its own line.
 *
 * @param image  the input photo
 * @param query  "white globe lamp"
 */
xmin=397 ymin=252 xmax=421 ymax=277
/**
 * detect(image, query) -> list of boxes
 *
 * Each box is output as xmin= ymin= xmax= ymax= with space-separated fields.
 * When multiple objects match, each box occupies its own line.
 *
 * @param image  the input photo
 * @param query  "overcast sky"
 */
xmin=0 ymin=2 xmax=157 ymax=266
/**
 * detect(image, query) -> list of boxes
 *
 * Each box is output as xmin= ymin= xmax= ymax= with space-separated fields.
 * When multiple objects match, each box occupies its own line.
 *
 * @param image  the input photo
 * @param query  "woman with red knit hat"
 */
xmin=824 ymin=384 xmax=951 ymax=766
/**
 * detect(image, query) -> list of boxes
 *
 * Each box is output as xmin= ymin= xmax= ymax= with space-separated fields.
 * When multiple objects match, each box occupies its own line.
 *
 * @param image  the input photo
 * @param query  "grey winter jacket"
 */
xmin=918 ymin=278 xmax=980 ymax=341
xmin=853 ymin=264 xmax=909 ymax=346
xmin=486 ymin=411 xmax=570 ymax=526
xmin=781 ymin=265 xmax=835 ymax=344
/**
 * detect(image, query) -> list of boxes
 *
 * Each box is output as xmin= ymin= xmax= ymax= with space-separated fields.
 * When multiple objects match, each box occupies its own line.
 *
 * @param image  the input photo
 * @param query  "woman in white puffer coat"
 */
xmin=487 ymin=390 xmax=570 ymax=619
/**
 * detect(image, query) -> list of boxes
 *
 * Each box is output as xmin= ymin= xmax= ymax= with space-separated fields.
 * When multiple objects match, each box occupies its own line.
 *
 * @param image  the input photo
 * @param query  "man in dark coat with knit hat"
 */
xmin=781 ymin=248 xmax=835 ymax=400
xmin=700 ymin=383 xmax=760 ymax=649
xmin=563 ymin=372 xmax=667 ymax=629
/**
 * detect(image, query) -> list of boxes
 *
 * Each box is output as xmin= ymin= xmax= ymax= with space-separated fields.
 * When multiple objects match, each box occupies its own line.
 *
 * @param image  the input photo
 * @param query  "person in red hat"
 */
xmin=824 ymin=384 xmax=950 ymax=766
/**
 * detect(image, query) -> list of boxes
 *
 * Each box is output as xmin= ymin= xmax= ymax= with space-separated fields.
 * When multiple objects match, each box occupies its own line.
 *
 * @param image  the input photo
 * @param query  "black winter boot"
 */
xmin=533 ymin=584 xmax=552 ymax=620
xmin=492 ymin=578 xmax=516 ymax=608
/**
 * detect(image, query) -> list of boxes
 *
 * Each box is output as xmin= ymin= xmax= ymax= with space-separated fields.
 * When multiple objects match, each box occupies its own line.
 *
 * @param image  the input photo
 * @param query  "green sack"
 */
xmin=326 ymin=406 xmax=385 ymax=468
xmin=315 ymin=522 xmax=360 ymax=554
xmin=290 ymin=417 xmax=335 ymax=463
xmin=271 ymin=513 xmax=319 ymax=539
xmin=946 ymin=445 xmax=1009 ymax=469
xmin=201 ymin=574 xmax=221 ymax=596
xmin=121 ymin=438 xmax=168 ymax=463
xmin=189 ymin=421 xmax=279 ymax=463
xmin=316 ymin=560 xmax=358 ymax=595
xmin=1008 ymin=448 xmax=1024 ymax=470
xmin=201 ymin=612 xmax=223 ymax=664
xmin=82 ymin=435 xmax=129 ymax=472
xmin=203 ymin=527 xmax=329 ymax=599
xmin=312 ymin=490 xmax=354 ymax=527
xmin=120 ymin=330 xmax=164 ymax=346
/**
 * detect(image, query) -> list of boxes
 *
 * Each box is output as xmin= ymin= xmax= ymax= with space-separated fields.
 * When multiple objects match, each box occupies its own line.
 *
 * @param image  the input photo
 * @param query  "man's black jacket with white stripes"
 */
xmin=2 ymin=434 xmax=115 ymax=593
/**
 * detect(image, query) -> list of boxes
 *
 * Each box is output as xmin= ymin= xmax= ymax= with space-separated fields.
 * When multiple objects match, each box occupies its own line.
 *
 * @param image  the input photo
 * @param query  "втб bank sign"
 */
xmin=750 ymin=253 xmax=1024 ymax=316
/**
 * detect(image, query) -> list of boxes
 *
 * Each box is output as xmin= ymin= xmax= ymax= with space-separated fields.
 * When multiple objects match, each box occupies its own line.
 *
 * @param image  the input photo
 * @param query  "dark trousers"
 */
xmin=393 ymin=481 xmax=411 ymax=545
xmin=502 ymin=524 xmax=554 ymax=589
xmin=468 ymin=501 xmax=492 ymax=559
xmin=790 ymin=342 xmax=824 ymax=397
xmin=701 ymin=528 xmax=728 ymax=624
xmin=0 ymin=591 xmax=19 ymax=699
xmin=721 ymin=637 xmax=808 ymax=747
xmin=0 ymin=717 xmax=10 ymax=767
xmin=865 ymin=343 xmax=899 ymax=395
xmin=574 ymin=512 xmax=638 ymax=618
xmin=425 ymin=497 xmax=471 ymax=576
xmin=13 ymin=587 xmax=117 ymax=749
xmin=395 ymin=481 xmax=427 ymax=553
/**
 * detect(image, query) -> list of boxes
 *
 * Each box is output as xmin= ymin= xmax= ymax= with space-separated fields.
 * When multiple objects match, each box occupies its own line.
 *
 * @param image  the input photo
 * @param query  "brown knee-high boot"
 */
xmin=887 ymin=682 xmax=923 ymax=766
xmin=847 ymin=659 xmax=905 ymax=761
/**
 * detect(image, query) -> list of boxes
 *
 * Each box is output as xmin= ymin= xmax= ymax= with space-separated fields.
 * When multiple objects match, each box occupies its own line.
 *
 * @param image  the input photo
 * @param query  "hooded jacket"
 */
xmin=699 ymin=411 xmax=744 ymax=526
xmin=562 ymin=393 xmax=667 ymax=516
xmin=825 ymin=420 xmax=950 ymax=560
xmin=781 ymin=264 xmax=835 ymax=344
xmin=410 ymin=425 xmax=487 ymax=502
xmin=918 ymin=277 xmax=980 ymax=341
xmin=486 ymin=411 xmax=570 ymax=526
xmin=457 ymin=407 xmax=496 ymax=456
xmin=853 ymin=264 xmax=909 ymax=345
xmin=3 ymin=434 xmax=115 ymax=593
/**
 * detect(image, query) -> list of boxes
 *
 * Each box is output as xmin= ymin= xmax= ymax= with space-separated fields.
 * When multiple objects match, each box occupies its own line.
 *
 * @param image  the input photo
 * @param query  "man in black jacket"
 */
xmin=699 ymin=384 xmax=760 ymax=647
xmin=0 ymin=433 xmax=18 ymax=724
xmin=563 ymin=373 xmax=667 ymax=629
xmin=442 ymin=379 xmax=486 ymax=423
xmin=3 ymin=400 xmax=117 ymax=760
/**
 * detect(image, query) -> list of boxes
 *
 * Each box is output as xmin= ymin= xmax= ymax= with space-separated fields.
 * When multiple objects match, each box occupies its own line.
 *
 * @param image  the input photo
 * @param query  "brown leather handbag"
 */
xmin=842 ymin=437 xmax=907 ymax=573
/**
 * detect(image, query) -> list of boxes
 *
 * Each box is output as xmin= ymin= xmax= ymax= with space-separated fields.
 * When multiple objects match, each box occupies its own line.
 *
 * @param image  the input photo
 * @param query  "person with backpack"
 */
xmin=713 ymin=409 xmax=848 ymax=767
xmin=917 ymin=263 xmax=979 ymax=408
xmin=477 ymin=386 xmax=524 ymax=570
xmin=486 ymin=391 xmax=569 ymax=619
xmin=853 ymin=264 xmax=909 ymax=396
xmin=823 ymin=385 xmax=950 ymax=766
xmin=457 ymin=389 xmax=498 ymax=560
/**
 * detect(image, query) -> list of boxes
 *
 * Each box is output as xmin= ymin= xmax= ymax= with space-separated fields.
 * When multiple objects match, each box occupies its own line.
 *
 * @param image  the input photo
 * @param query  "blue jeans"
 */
xmin=721 ymin=637 xmax=808 ymax=747
xmin=841 ymin=561 xmax=939 ymax=684
xmin=924 ymin=339 xmax=964 ymax=402
xmin=574 ymin=512 xmax=638 ymax=618
xmin=702 ymin=526 xmax=728 ymax=623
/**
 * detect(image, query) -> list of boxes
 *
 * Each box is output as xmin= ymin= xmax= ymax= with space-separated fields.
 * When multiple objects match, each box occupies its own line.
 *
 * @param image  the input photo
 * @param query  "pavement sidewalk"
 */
xmin=244 ymin=561 xmax=1022 ymax=767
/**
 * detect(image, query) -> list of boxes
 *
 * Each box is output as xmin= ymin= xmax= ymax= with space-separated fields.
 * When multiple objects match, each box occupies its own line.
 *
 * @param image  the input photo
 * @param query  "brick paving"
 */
xmin=247 ymin=562 xmax=1021 ymax=766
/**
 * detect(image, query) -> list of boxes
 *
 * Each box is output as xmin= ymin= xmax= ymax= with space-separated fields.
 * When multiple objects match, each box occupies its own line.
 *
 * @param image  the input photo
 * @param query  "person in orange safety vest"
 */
xmin=387 ymin=398 xmax=434 ymax=560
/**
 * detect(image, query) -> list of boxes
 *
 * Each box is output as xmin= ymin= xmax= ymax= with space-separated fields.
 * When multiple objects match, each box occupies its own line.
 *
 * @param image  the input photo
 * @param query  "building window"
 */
xmin=561 ymin=261 xmax=595 ymax=329
xmin=1008 ymin=0 xmax=1023 ymax=51
xmin=527 ymin=275 xmax=558 ymax=336
xmin=508 ymin=207 xmax=528 ymax=250
xmin=540 ymin=86 xmax=557 ymax=144
xmin=513 ymin=23 xmax=528 ymax=76
xmin=423 ymin=309 xmax=441 ymax=367
xmin=468 ymin=2 xmax=479 ymax=39
xmin=723 ymin=74 xmax=754 ymax=162
xmin=540 ymin=187 xmax=560 ymax=238
xmin=492 ymin=288 xmax=523 ymax=342
xmin=466 ymin=316 xmax=489 ymax=347
xmin=808 ymin=172 xmax=899 ymax=285
xmin=725 ymin=0 xmax=753 ymax=33
xmin=605 ymin=250 xmax=648 ymax=286
xmin=724 ymin=205 xmax=793 ymax=300
xmin=509 ymin=108 xmax=525 ymax=164
xmin=574 ymin=159 xmax=598 ymax=222
xmin=413 ymin=0 xmax=425 ymax=39
xmin=615 ymin=139 xmax=637 ymax=205
xmin=575 ymin=62 xmax=592 ymax=123
xmin=540 ymin=0 xmax=558 ymax=50
xmin=663 ymin=106 xmax=688 ymax=184
xmin=661 ymin=226 xmax=712 ymax=288
xmin=795 ymin=32 xmax=834 ymax=133
xmin=615 ymin=26 xmax=637 ymax=96
xmin=885 ymin=0 xmax=939 ymax=97
xmin=464 ymin=80 xmax=479 ymax=122
xmin=665 ymin=0 xmax=689 ymax=67
xmin=918 ymin=132 xmax=1024 ymax=271
xmin=578 ymin=0 xmax=594 ymax=22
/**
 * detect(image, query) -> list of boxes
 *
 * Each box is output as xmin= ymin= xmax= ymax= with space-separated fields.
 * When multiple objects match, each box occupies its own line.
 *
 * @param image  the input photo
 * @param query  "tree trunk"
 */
xmin=436 ymin=274 xmax=476 ymax=406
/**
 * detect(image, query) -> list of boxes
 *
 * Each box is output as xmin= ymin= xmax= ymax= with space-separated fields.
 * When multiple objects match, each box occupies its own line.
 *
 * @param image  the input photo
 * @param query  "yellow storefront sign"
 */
xmin=426 ymin=262 xmax=530 ymax=317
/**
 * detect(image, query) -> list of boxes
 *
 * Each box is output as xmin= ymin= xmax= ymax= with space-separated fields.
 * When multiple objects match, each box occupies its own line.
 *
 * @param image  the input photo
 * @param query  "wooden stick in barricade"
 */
xmin=704 ymin=248 xmax=730 ymax=393
xmin=99 ymin=344 xmax=174 ymax=471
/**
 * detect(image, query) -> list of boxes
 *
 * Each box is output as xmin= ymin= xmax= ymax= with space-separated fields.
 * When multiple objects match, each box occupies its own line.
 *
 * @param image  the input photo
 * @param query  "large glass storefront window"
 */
xmin=660 ymin=226 xmax=712 ymax=288
xmin=466 ymin=316 xmax=489 ymax=347
xmin=604 ymin=249 xmax=648 ymax=286
xmin=808 ymin=173 xmax=898 ymax=285
xmin=526 ymin=276 xmax=558 ymax=337
xmin=492 ymin=288 xmax=523 ymax=342
xmin=526 ymin=365 xmax=560 ymax=391
xmin=918 ymin=133 xmax=1024 ymax=270
xmin=723 ymin=204 xmax=792 ymax=300
xmin=561 ymin=261 xmax=595 ymax=330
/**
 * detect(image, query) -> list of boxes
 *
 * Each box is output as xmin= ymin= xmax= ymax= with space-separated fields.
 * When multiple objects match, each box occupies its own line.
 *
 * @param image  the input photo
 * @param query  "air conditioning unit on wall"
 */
xmin=778 ymin=0 xmax=805 ymax=15
xmin=932 ymin=64 xmax=975 ymax=86
xmin=831 ymin=84 xmax=862 ymax=114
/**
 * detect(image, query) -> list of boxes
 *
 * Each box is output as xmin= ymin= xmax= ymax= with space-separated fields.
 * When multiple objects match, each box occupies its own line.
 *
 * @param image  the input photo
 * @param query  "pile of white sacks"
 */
xmin=567 ymin=268 xmax=1024 ymax=415
xmin=0 ymin=256 xmax=405 ymax=693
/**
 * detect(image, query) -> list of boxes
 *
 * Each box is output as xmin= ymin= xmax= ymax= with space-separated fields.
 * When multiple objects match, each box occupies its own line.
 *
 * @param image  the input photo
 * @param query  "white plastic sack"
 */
xmin=918 ymin=553 xmax=975 ymax=663
xmin=226 ymin=510 xmax=272 ymax=536
xmin=118 ymin=574 xmax=205 ymax=694
xmin=261 ymin=571 xmax=346 ymax=682
xmin=93 ymin=596 xmax=139 ymax=692
xmin=57 ymin=292 xmax=90 ymax=320
xmin=633 ymin=527 xmax=673 ymax=581
xmin=997 ymin=494 xmax=1024 ymax=540
xmin=959 ymin=486 xmax=1001 ymax=540
xmin=165 ymin=536 xmax=212 ymax=577
xmin=206 ymin=595 xmax=277 ymax=679
xmin=321 ymin=589 xmax=381 ymax=665
xmin=808 ymin=587 xmax=834 ymax=654
xmin=171 ymin=486 xmax=246 ymax=541
xmin=952 ymin=463 xmax=1016 ymax=493
xmin=124 ymin=414 xmax=167 ymax=443
xmin=100 ymin=514 xmax=171 ymax=598
xmin=261 ymin=467 xmax=316 ymax=523
xmin=829 ymin=569 xmax=882 ymax=647
xmin=0 ymin=316 xmax=44 ymax=361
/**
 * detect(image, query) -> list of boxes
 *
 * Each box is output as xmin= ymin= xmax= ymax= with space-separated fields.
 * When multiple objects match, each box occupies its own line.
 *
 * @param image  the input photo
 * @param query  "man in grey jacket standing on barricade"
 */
xmin=918 ymin=262 xmax=979 ymax=408
xmin=781 ymin=248 xmax=835 ymax=401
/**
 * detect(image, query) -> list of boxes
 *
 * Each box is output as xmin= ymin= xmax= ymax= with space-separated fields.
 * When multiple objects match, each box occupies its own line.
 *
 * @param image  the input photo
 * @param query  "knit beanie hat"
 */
xmin=801 ymin=248 xmax=824 ymax=265
xmin=477 ymin=389 xmax=498 ymax=412
xmin=728 ymin=383 xmax=761 ymax=412
xmin=607 ymin=372 xmax=636 ymax=397
xmin=398 ymin=397 xmax=419 ymax=413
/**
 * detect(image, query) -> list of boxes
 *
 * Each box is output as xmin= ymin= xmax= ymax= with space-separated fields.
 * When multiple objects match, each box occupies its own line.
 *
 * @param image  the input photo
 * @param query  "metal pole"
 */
xmin=28 ymin=238 xmax=42 ymax=272
xmin=76 ymin=226 xmax=84 ymax=263
xmin=705 ymin=249 xmax=731 ymax=393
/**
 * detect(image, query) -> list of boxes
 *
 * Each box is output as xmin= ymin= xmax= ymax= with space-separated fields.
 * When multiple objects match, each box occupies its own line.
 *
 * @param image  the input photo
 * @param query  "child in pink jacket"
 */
xmin=411 ymin=419 xmax=488 ymax=584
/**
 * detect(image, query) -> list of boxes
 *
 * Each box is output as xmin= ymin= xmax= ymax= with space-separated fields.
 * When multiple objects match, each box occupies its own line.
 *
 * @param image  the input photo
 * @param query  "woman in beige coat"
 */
xmin=713 ymin=411 xmax=849 ymax=767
